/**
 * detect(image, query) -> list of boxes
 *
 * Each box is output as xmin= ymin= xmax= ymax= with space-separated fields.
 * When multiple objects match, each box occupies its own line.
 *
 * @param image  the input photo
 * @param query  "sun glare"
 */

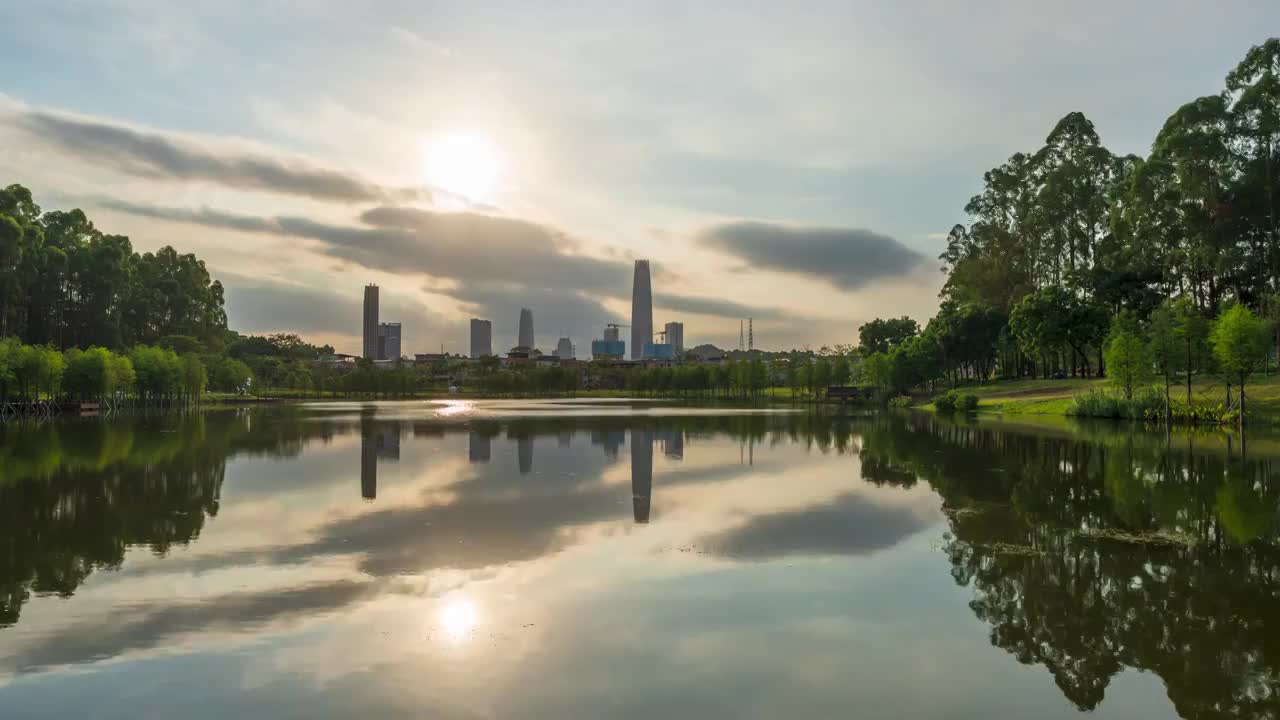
xmin=438 ymin=597 xmax=479 ymax=642
xmin=424 ymin=132 xmax=502 ymax=203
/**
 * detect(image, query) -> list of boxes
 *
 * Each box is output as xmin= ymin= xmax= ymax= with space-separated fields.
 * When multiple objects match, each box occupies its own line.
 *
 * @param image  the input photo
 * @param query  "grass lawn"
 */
xmin=928 ymin=373 xmax=1280 ymax=420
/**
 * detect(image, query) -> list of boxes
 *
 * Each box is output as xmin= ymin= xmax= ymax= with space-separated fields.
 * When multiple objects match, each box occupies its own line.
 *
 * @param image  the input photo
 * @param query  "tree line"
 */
xmin=856 ymin=39 xmax=1280 ymax=403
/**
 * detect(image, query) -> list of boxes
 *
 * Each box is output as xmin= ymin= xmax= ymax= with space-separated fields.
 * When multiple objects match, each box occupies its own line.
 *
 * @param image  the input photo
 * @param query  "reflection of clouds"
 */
xmin=0 ymin=411 xmax=955 ymax=714
xmin=697 ymin=493 xmax=933 ymax=560
xmin=2 ymin=580 xmax=373 ymax=675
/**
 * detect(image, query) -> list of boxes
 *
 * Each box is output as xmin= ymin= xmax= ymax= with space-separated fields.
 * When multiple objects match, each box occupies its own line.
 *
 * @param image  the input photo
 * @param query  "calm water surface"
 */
xmin=1 ymin=400 xmax=1278 ymax=719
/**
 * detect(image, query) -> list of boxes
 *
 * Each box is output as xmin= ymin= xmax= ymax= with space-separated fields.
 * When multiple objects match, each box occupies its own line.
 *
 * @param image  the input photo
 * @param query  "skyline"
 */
xmin=1 ymin=3 xmax=1277 ymax=352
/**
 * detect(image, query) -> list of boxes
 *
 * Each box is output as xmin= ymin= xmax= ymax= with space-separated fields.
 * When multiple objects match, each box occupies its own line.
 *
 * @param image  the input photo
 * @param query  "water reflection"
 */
xmin=857 ymin=414 xmax=1280 ymax=719
xmin=2 ymin=405 xmax=1278 ymax=718
xmin=632 ymin=429 xmax=653 ymax=524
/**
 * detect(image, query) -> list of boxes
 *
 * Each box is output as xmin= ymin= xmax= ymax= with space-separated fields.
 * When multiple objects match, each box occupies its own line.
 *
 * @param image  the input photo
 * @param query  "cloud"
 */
xmin=100 ymin=200 xmax=798 ymax=349
xmin=698 ymin=221 xmax=925 ymax=290
xmin=5 ymin=105 xmax=426 ymax=204
xmin=101 ymin=199 xmax=630 ymax=295
xmin=698 ymin=493 xmax=932 ymax=560
xmin=3 ymin=580 xmax=372 ymax=674
xmin=217 ymin=271 xmax=458 ymax=342
xmin=656 ymin=293 xmax=789 ymax=321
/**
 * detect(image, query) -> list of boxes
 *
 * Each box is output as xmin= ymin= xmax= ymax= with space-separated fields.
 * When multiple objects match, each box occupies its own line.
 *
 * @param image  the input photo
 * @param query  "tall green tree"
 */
xmin=1210 ymin=304 xmax=1269 ymax=426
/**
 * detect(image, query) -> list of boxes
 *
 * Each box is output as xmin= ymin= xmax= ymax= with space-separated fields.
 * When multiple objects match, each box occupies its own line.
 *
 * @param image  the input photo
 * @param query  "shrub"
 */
xmin=1068 ymin=387 xmax=1170 ymax=421
xmin=933 ymin=390 xmax=978 ymax=413
xmin=888 ymin=395 xmax=914 ymax=409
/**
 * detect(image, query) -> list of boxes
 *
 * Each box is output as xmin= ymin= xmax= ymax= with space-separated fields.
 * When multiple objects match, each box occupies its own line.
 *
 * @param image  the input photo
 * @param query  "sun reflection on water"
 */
xmin=435 ymin=401 xmax=474 ymax=417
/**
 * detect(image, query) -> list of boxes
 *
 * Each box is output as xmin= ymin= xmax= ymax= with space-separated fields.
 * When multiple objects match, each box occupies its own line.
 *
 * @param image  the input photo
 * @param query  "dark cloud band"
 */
xmin=8 ymin=108 xmax=426 ymax=204
xmin=698 ymin=221 xmax=924 ymax=290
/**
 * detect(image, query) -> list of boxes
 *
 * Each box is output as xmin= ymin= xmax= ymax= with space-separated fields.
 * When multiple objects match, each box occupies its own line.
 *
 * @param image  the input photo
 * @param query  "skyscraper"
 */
xmin=362 ymin=284 xmax=379 ymax=360
xmin=554 ymin=337 xmax=574 ymax=359
xmin=470 ymin=318 xmax=492 ymax=358
xmin=631 ymin=260 xmax=652 ymax=360
xmin=377 ymin=322 xmax=401 ymax=360
xmin=664 ymin=321 xmax=684 ymax=353
xmin=518 ymin=307 xmax=535 ymax=349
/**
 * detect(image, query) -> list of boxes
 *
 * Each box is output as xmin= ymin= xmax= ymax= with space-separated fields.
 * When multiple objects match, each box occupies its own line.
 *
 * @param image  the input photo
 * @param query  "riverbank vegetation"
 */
xmin=855 ymin=38 xmax=1280 ymax=426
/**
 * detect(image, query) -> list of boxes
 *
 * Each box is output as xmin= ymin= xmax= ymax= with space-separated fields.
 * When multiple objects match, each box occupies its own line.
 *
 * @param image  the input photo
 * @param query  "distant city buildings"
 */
xmin=645 ymin=343 xmax=674 ymax=360
xmin=631 ymin=260 xmax=652 ymax=360
xmin=592 ymin=323 xmax=626 ymax=359
xmin=377 ymin=322 xmax=401 ymax=360
xmin=518 ymin=307 xmax=535 ymax=349
xmin=665 ymin=322 xmax=684 ymax=354
xmin=362 ymin=285 xmax=379 ymax=360
xmin=361 ymin=284 xmax=403 ymax=360
xmin=470 ymin=318 xmax=492 ymax=358
xmin=356 ymin=274 xmax=692 ymax=368
xmin=554 ymin=337 xmax=575 ymax=359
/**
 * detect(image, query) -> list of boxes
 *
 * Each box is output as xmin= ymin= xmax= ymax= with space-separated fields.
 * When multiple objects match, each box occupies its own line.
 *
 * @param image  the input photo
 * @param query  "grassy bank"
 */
xmin=924 ymin=374 xmax=1280 ymax=422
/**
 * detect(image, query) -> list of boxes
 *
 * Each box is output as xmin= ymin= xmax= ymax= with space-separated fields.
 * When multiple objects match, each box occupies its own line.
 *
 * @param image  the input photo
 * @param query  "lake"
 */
xmin=1 ymin=400 xmax=1277 ymax=719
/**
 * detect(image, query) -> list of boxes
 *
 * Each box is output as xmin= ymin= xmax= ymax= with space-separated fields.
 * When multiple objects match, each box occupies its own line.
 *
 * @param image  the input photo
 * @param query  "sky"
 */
xmin=1 ymin=1 xmax=1277 ymax=355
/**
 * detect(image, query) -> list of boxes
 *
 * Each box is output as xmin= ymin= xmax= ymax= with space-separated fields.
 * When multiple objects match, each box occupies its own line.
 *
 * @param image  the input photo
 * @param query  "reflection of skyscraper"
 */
xmin=376 ymin=428 xmax=400 ymax=459
xmin=631 ymin=429 xmax=653 ymax=523
xmin=518 ymin=307 xmax=535 ymax=349
xmin=659 ymin=429 xmax=684 ymax=460
xmin=631 ymin=260 xmax=652 ymax=360
xmin=470 ymin=318 xmax=493 ymax=358
xmin=360 ymin=421 xmax=401 ymax=500
xmin=591 ymin=429 xmax=627 ymax=459
xmin=517 ymin=434 xmax=533 ymax=475
xmin=362 ymin=284 xmax=379 ymax=360
xmin=360 ymin=427 xmax=377 ymax=500
xmin=469 ymin=431 xmax=491 ymax=463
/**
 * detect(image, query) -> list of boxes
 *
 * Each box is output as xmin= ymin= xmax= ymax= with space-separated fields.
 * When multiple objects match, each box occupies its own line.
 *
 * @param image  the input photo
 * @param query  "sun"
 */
xmin=424 ymin=132 xmax=502 ymax=203
xmin=438 ymin=597 xmax=479 ymax=642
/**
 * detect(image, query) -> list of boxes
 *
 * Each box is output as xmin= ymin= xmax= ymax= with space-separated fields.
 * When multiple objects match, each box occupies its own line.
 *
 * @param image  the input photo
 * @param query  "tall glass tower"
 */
xmin=631 ymin=260 xmax=652 ymax=359
xmin=518 ymin=307 xmax=535 ymax=349
xmin=362 ymin=284 xmax=379 ymax=359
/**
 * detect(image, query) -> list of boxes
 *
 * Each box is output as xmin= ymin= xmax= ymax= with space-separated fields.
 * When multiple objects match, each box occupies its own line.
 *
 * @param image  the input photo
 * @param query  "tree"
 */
xmin=1104 ymin=327 xmax=1150 ymax=401
xmin=863 ymin=352 xmax=892 ymax=397
xmin=857 ymin=317 xmax=919 ymax=357
xmin=1148 ymin=302 xmax=1179 ymax=417
xmin=1210 ymin=304 xmax=1269 ymax=426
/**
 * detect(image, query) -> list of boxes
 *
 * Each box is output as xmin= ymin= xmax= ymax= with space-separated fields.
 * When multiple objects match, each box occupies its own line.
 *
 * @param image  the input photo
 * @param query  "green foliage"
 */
xmin=1067 ymin=388 xmax=1164 ymax=420
xmin=1210 ymin=304 xmax=1269 ymax=381
xmin=933 ymin=390 xmax=978 ymax=413
xmin=0 ymin=185 xmax=227 ymax=350
xmin=857 ymin=317 xmax=919 ymax=357
xmin=1104 ymin=328 xmax=1151 ymax=400
xmin=933 ymin=392 xmax=957 ymax=412
xmin=209 ymin=357 xmax=254 ymax=393
xmin=888 ymin=395 xmax=914 ymax=408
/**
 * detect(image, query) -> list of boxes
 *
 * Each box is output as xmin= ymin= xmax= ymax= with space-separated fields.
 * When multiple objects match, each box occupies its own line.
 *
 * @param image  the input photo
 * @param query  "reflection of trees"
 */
xmin=0 ymin=410 xmax=336 ymax=628
xmin=858 ymin=413 xmax=1280 ymax=718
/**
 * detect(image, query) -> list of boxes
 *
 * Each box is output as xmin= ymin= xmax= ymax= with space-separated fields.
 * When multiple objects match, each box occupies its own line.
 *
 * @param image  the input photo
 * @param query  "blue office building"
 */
xmin=592 ymin=339 xmax=626 ymax=359
xmin=646 ymin=343 xmax=674 ymax=360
